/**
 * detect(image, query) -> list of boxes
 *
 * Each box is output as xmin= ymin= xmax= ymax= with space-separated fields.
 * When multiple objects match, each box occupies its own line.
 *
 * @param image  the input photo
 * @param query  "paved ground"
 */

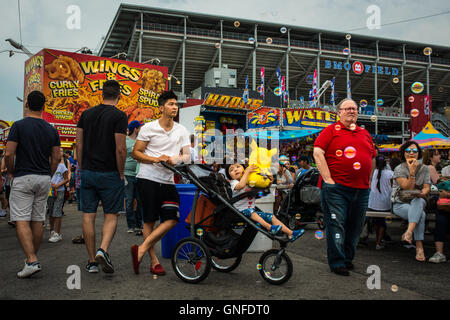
xmin=0 ymin=202 xmax=449 ymax=300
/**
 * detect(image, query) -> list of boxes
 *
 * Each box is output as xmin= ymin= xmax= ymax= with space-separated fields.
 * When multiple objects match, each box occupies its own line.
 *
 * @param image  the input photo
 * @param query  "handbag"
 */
xmin=397 ymin=189 xmax=422 ymax=202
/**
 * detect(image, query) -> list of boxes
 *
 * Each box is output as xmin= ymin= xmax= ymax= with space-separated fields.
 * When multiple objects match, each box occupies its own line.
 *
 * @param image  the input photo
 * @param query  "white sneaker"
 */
xmin=376 ymin=244 xmax=385 ymax=250
xmin=49 ymin=232 xmax=62 ymax=243
xmin=429 ymin=252 xmax=446 ymax=263
xmin=17 ymin=261 xmax=42 ymax=278
xmin=0 ymin=210 xmax=7 ymax=217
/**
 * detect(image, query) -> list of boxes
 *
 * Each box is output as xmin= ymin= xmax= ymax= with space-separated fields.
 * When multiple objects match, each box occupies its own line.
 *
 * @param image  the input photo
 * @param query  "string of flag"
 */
xmin=246 ymin=67 xmax=341 ymax=108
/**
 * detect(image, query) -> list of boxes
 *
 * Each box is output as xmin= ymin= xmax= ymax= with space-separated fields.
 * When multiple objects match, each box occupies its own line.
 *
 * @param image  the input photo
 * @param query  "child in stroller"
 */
xmin=226 ymin=163 xmax=305 ymax=242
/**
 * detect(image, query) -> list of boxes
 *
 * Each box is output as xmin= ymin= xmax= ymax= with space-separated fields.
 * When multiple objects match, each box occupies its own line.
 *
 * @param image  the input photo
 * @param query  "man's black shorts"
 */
xmin=136 ymin=178 xmax=180 ymax=223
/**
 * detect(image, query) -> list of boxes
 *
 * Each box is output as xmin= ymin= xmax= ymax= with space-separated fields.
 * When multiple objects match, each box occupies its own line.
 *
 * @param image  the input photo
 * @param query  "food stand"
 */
xmin=23 ymin=49 xmax=169 ymax=149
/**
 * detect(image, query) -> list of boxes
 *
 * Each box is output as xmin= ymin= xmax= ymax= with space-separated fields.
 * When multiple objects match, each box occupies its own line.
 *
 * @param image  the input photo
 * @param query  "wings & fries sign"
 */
xmin=23 ymin=49 xmax=168 ymax=141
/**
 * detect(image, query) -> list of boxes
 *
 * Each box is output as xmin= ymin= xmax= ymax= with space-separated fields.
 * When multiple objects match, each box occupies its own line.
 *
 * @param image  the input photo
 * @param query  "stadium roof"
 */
xmin=99 ymin=4 xmax=450 ymax=106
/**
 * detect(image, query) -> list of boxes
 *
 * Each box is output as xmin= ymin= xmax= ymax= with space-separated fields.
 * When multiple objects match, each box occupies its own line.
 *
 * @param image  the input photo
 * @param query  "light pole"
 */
xmin=5 ymin=38 xmax=33 ymax=57
xmin=142 ymin=58 xmax=161 ymax=65
xmin=110 ymin=52 xmax=127 ymax=60
xmin=75 ymin=47 xmax=93 ymax=55
xmin=167 ymin=74 xmax=181 ymax=90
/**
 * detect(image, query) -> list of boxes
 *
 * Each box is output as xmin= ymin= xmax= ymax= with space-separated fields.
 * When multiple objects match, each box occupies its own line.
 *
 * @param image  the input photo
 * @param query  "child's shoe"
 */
xmin=270 ymin=225 xmax=282 ymax=235
xmin=289 ymin=229 xmax=305 ymax=242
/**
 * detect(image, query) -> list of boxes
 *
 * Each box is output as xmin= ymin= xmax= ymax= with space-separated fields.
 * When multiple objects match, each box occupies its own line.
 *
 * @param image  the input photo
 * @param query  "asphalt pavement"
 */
xmin=0 ymin=202 xmax=449 ymax=301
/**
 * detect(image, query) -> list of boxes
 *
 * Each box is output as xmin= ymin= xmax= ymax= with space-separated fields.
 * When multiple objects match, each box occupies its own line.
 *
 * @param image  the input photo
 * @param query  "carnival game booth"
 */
xmin=180 ymin=87 xmax=282 ymax=134
xmin=246 ymin=107 xmax=337 ymax=161
xmin=179 ymin=87 xmax=284 ymax=163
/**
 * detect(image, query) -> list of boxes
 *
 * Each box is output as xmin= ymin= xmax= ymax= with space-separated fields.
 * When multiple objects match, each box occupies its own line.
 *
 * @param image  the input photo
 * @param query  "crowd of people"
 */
xmin=1 ymin=86 xmax=449 ymax=280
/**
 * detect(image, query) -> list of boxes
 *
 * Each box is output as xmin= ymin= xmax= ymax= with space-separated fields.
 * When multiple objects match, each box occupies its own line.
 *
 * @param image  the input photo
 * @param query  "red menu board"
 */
xmin=23 ymin=49 xmax=168 ymax=142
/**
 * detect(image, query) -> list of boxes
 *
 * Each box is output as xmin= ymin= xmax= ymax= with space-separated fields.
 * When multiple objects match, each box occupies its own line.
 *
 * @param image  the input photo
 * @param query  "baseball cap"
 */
xmin=128 ymin=120 xmax=143 ymax=132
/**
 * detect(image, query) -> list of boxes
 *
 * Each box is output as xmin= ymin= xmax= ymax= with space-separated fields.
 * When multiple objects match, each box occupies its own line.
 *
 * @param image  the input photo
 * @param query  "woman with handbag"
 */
xmin=391 ymin=141 xmax=431 ymax=262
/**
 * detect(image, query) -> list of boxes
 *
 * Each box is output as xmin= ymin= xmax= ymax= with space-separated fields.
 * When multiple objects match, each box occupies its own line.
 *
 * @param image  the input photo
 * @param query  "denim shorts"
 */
xmin=80 ymin=170 xmax=124 ymax=214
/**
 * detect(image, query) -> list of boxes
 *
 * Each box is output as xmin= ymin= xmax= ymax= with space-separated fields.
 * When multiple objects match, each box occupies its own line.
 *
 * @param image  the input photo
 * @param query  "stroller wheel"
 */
xmin=258 ymin=249 xmax=293 ymax=285
xmin=171 ymin=237 xmax=212 ymax=284
xmin=317 ymin=216 xmax=325 ymax=230
xmin=211 ymin=255 xmax=242 ymax=273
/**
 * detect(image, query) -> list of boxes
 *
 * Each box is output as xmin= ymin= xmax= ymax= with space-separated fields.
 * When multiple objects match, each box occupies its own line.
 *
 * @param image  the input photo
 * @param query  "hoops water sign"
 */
xmin=283 ymin=108 xmax=339 ymax=129
xmin=324 ymin=60 xmax=399 ymax=76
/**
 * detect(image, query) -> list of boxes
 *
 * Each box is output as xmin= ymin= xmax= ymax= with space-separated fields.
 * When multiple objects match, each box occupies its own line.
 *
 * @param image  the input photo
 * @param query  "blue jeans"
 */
xmin=393 ymin=198 xmax=426 ymax=241
xmin=435 ymin=209 xmax=450 ymax=242
xmin=125 ymin=175 xmax=143 ymax=229
xmin=320 ymin=182 xmax=370 ymax=270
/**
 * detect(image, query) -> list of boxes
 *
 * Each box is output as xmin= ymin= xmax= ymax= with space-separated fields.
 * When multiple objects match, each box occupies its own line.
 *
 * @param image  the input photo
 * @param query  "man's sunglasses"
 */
xmin=405 ymin=148 xmax=419 ymax=153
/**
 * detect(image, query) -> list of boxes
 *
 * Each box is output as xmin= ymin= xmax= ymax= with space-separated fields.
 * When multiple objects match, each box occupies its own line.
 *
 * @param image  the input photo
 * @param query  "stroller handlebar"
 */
xmin=160 ymin=161 xmax=190 ymax=178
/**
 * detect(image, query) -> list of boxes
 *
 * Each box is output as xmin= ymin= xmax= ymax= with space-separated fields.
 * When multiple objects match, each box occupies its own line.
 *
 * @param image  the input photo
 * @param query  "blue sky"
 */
xmin=0 ymin=0 xmax=449 ymax=121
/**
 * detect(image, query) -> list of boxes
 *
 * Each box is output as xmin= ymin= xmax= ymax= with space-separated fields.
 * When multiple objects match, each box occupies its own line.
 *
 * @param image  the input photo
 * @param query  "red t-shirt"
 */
xmin=314 ymin=121 xmax=376 ymax=189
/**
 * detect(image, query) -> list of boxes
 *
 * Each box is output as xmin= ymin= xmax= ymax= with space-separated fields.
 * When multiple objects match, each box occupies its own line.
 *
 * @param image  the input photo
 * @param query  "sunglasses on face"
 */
xmin=405 ymin=148 xmax=419 ymax=154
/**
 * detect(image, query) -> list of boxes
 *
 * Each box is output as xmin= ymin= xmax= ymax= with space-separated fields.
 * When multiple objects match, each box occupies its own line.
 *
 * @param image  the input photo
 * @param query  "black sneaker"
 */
xmin=95 ymin=248 xmax=114 ymax=273
xmin=332 ymin=266 xmax=350 ymax=276
xmin=85 ymin=261 xmax=99 ymax=273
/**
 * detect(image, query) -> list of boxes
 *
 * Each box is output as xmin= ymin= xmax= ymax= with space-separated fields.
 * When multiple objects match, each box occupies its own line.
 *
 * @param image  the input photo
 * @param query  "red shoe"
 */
xmin=150 ymin=264 xmax=166 ymax=276
xmin=130 ymin=245 xmax=141 ymax=274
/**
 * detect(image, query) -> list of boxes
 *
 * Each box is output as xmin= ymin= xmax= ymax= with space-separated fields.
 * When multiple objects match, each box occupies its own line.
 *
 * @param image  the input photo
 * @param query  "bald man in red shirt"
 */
xmin=314 ymin=98 xmax=376 ymax=276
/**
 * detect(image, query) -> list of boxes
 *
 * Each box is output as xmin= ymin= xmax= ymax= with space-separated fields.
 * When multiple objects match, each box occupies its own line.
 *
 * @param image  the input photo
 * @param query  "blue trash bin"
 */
xmin=161 ymin=184 xmax=197 ymax=259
